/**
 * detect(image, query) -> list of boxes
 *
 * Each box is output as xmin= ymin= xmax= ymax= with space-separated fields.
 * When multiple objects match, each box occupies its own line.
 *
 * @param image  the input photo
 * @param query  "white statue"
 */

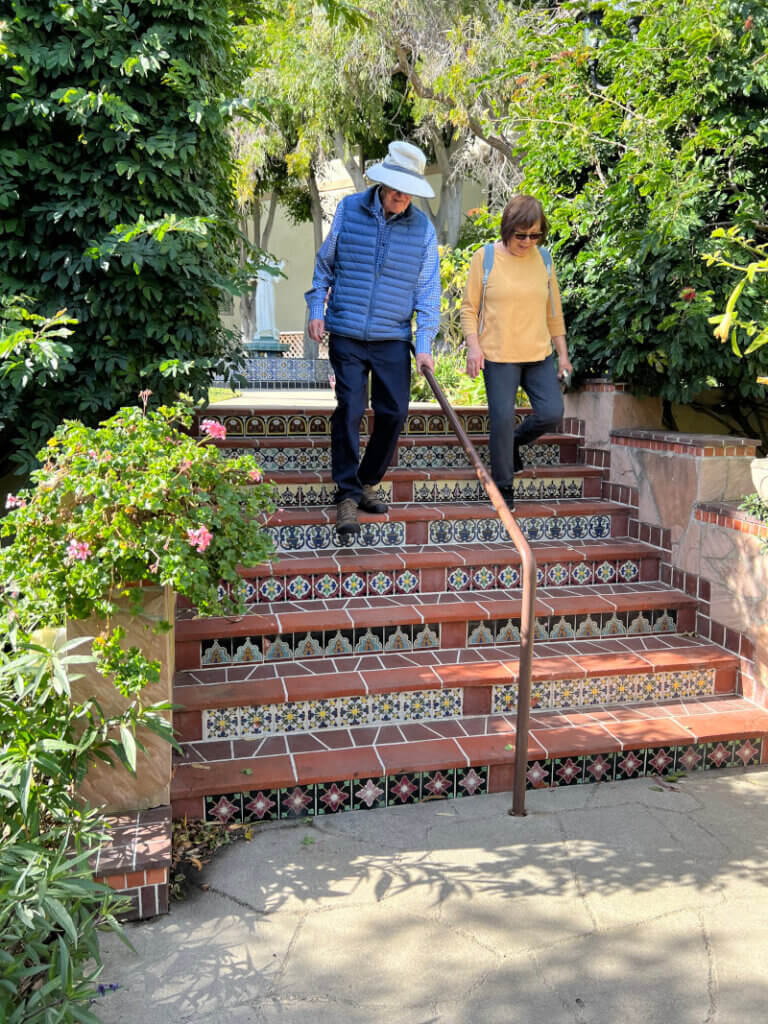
xmin=252 ymin=258 xmax=284 ymax=342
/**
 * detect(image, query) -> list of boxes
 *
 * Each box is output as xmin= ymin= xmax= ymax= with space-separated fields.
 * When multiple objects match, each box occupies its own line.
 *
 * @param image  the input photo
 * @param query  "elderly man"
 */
xmin=305 ymin=140 xmax=440 ymax=537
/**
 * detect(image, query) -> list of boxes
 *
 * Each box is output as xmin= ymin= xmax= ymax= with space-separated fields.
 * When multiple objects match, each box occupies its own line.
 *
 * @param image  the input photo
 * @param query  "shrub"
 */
xmin=0 ymin=1 xmax=249 ymax=473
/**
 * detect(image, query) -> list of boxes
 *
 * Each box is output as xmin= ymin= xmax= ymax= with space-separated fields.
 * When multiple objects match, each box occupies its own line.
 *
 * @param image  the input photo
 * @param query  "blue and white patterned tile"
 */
xmin=201 ymin=638 xmax=231 ymax=666
xmin=496 ymin=619 xmax=521 ymax=643
xmin=570 ymin=562 xmax=593 ymax=585
xmin=618 ymin=560 xmax=640 ymax=582
xmin=203 ymin=707 xmax=239 ymax=739
xmin=239 ymin=705 xmax=273 ymax=737
xmin=339 ymin=695 xmax=370 ymax=727
xmin=384 ymin=626 xmax=412 ymax=652
xmin=325 ymin=630 xmax=354 ymax=656
xmin=627 ymin=612 xmax=652 ymax=635
xmin=295 ymin=632 xmax=323 ymax=658
xmin=476 ymin=519 xmax=500 ymax=542
xmin=551 ymin=678 xmax=583 ymax=709
xmin=530 ymin=679 xmax=552 ymax=708
xmin=547 ymin=563 xmax=570 ymax=586
xmin=306 ymin=525 xmax=332 ymax=550
xmin=395 ymin=569 xmax=420 ymax=594
xmin=448 ymin=568 xmax=470 ymax=592
xmin=232 ymin=637 xmax=263 ymax=664
xmin=380 ymin=522 xmax=405 ymax=545
xmin=468 ymin=621 xmax=494 ymax=646
xmin=601 ymin=613 xmax=627 ymax=637
xmin=313 ymin=573 xmax=339 ymax=599
xmin=472 ymin=566 xmax=497 ymax=590
xmin=414 ymin=624 xmax=440 ymax=649
xmin=492 ymin=685 xmax=517 ymax=714
xmin=341 ymin=573 xmax=367 ymax=597
xmin=368 ymin=571 xmax=394 ymax=596
xmin=652 ymin=610 xmax=677 ymax=634
xmin=354 ymin=628 xmax=384 ymax=654
xmin=307 ymin=698 xmax=341 ymax=730
xmin=401 ymin=690 xmax=434 ymax=721
xmin=264 ymin=636 xmax=292 ymax=661
xmin=371 ymin=692 xmax=403 ymax=723
xmin=273 ymin=702 xmax=307 ymax=733
xmin=433 ymin=688 xmax=463 ymax=718
xmin=549 ymin=616 xmax=575 ymax=640
xmin=497 ymin=565 xmax=520 ymax=588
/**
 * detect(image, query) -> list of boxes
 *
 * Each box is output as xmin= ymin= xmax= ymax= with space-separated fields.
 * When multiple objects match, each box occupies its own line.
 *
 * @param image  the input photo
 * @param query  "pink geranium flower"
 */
xmin=187 ymin=525 xmax=213 ymax=552
xmin=66 ymin=539 xmax=91 ymax=563
xmin=200 ymin=419 xmax=227 ymax=440
xmin=248 ymin=468 xmax=262 ymax=483
xmin=5 ymin=495 xmax=26 ymax=509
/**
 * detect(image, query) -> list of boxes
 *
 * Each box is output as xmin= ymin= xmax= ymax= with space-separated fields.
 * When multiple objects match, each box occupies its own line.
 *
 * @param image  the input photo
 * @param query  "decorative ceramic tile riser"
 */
xmin=414 ymin=477 xmax=583 ymax=503
xmin=203 ymin=688 xmax=464 ymax=739
xmin=269 ymin=520 xmax=405 ymax=552
xmin=526 ymin=737 xmax=764 ymax=789
xmin=447 ymin=558 xmax=640 ymax=592
xmin=201 ymin=624 xmax=441 ymax=666
xmin=238 ymin=567 xmax=421 ymax=603
xmin=212 ymin=411 xmax=498 ymax=439
xmin=275 ymin=482 xmax=391 ymax=508
xmin=203 ymin=766 xmax=489 ymax=823
xmin=428 ymin=513 xmax=612 ymax=547
xmin=220 ymin=440 xmax=560 ymax=474
xmin=395 ymin=442 xmax=557 ymax=471
xmin=469 ymin=608 xmax=678 ymax=648
xmin=237 ymin=557 xmax=643 ymax=604
xmin=266 ymin=512 xmax=613 ymax=553
xmin=492 ymin=667 xmax=715 ymax=714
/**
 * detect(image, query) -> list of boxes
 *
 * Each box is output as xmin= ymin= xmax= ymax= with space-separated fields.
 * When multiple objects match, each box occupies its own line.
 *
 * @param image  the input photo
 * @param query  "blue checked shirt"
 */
xmin=305 ymin=189 xmax=441 ymax=356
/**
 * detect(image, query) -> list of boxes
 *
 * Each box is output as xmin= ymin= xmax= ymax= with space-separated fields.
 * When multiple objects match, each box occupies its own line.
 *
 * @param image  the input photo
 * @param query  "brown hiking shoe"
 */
xmin=336 ymin=497 xmax=361 ymax=536
xmin=358 ymin=484 xmax=388 ymax=514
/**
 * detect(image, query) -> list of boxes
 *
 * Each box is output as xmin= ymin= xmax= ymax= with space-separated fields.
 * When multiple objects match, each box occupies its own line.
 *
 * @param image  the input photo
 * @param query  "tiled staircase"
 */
xmin=170 ymin=404 xmax=768 ymax=825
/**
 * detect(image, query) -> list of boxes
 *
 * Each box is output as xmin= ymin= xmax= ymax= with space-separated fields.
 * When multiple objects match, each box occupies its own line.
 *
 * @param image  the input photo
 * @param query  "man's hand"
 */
xmin=415 ymin=352 xmax=434 ymax=375
xmin=466 ymin=338 xmax=484 ymax=379
xmin=308 ymin=318 xmax=325 ymax=343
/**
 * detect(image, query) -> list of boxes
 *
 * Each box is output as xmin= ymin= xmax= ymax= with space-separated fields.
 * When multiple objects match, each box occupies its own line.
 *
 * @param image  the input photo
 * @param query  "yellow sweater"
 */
xmin=460 ymin=243 xmax=566 ymax=362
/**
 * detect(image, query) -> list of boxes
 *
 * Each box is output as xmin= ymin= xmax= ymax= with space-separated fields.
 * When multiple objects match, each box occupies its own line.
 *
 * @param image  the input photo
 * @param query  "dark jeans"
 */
xmin=328 ymin=333 xmax=411 ymax=502
xmin=482 ymin=355 xmax=564 ymax=487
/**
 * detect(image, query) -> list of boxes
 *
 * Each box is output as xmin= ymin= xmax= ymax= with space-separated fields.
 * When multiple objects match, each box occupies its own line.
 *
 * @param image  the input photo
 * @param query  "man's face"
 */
xmin=381 ymin=185 xmax=412 ymax=217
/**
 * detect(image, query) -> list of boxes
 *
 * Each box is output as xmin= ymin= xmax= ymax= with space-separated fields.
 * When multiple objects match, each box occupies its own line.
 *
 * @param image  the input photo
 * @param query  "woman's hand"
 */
xmin=466 ymin=337 xmax=485 ymax=379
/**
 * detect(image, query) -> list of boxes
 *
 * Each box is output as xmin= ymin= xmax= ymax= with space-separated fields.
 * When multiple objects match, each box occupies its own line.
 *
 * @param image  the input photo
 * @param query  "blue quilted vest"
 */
xmin=325 ymin=186 xmax=429 ymax=343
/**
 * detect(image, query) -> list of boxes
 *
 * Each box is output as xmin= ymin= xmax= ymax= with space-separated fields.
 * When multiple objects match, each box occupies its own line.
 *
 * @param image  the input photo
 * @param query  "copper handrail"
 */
xmin=421 ymin=367 xmax=536 ymax=816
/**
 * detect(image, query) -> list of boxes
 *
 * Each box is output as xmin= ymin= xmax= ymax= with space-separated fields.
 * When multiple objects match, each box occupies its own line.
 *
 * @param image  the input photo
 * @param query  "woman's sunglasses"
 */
xmin=512 ymin=231 xmax=543 ymax=241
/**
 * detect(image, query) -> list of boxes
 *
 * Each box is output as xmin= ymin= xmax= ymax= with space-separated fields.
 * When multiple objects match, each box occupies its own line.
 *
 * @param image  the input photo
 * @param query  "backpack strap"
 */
xmin=538 ymin=245 xmax=555 ymax=317
xmin=478 ymin=242 xmax=495 ymax=335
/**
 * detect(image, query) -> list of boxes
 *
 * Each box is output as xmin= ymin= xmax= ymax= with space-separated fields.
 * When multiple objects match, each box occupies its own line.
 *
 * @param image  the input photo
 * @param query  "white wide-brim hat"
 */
xmin=366 ymin=140 xmax=435 ymax=199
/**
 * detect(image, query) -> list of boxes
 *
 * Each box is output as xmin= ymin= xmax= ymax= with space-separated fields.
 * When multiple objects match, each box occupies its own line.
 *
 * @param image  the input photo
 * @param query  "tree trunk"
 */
xmin=308 ymin=170 xmax=324 ymax=252
xmin=334 ymin=129 xmax=366 ymax=192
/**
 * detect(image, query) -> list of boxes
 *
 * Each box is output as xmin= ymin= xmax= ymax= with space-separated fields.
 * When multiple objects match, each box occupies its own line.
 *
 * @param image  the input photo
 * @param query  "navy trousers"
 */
xmin=328 ymin=333 xmax=411 ymax=503
xmin=482 ymin=354 xmax=564 ymax=487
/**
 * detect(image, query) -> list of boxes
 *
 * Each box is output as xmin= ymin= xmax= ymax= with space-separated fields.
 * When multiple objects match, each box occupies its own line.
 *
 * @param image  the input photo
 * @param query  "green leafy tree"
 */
xmin=487 ymin=0 xmax=768 ymax=444
xmin=0 ymin=1 xmax=250 ymax=472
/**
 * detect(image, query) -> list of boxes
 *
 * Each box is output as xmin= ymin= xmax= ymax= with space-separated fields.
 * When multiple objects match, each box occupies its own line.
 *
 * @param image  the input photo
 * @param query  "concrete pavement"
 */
xmin=95 ymin=769 xmax=768 ymax=1023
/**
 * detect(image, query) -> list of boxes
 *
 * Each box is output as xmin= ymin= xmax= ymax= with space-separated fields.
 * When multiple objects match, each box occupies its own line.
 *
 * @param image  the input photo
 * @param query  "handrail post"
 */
xmin=421 ymin=367 xmax=536 ymax=816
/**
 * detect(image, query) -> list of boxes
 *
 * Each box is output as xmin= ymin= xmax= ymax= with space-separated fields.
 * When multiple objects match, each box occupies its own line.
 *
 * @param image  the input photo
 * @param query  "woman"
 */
xmin=462 ymin=195 xmax=572 ymax=509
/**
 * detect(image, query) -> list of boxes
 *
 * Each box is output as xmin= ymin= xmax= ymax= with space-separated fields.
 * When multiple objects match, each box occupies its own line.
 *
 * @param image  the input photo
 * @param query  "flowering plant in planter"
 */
xmin=1 ymin=394 xmax=275 ymax=696
xmin=2 ymin=395 xmax=274 ymax=622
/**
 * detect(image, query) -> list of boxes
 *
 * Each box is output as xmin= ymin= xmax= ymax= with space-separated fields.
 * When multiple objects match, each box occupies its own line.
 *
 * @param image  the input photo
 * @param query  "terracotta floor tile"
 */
xmin=457 ymin=732 xmax=546 ymax=764
xmin=375 ymin=725 xmax=408 ymax=745
xmin=682 ymin=709 xmax=768 ymax=743
xmin=286 ymin=734 xmax=330 ymax=754
xmin=570 ymin=652 xmax=652 ymax=678
xmin=365 ymin=665 xmax=440 ymax=693
xmin=531 ymin=724 xmax=621 ymax=758
xmin=293 ymin=746 xmax=384 ymax=785
xmin=377 ymin=738 xmax=467 ymax=774
xmin=283 ymin=672 xmax=365 ymax=702
xmin=311 ymin=728 xmax=355 ymax=750
xmin=436 ymin=662 xmax=515 ymax=686
xmin=171 ymin=755 xmax=294 ymax=798
xmin=608 ymin=718 xmax=695 ymax=749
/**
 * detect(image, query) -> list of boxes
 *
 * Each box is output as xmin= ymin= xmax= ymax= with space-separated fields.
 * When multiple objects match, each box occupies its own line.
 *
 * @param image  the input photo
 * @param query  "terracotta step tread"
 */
xmin=267 ymin=498 xmax=628 ymax=527
xmin=238 ymin=538 xmax=660 ymax=579
xmin=173 ymin=637 xmax=736 ymax=710
xmin=267 ymin=465 xmax=602 ymax=484
xmin=175 ymin=581 xmax=697 ymax=640
xmin=170 ymin=695 xmax=768 ymax=799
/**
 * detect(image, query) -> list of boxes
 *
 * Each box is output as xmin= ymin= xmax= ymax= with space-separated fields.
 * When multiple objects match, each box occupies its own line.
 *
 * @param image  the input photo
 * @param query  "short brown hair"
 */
xmin=500 ymin=195 xmax=548 ymax=245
